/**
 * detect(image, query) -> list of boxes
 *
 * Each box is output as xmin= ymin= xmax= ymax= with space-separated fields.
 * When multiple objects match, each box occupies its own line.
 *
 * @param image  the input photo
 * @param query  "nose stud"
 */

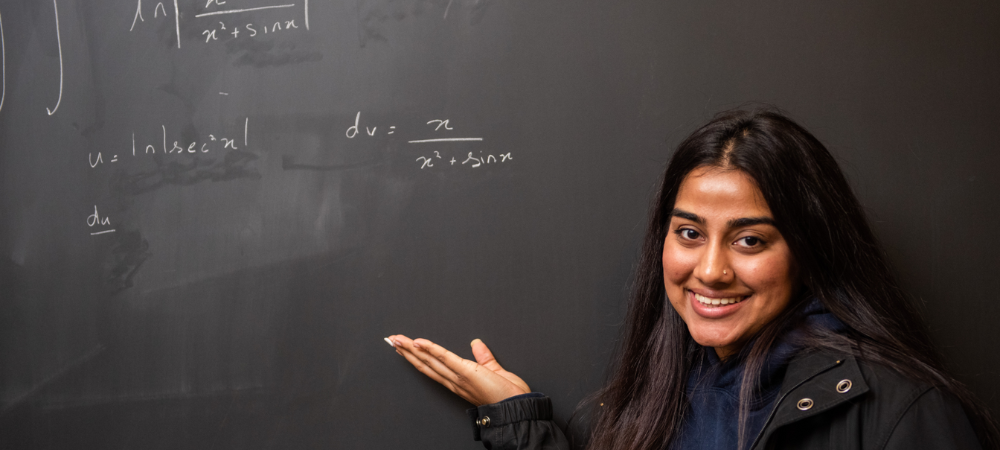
xmin=723 ymin=270 xmax=727 ymax=275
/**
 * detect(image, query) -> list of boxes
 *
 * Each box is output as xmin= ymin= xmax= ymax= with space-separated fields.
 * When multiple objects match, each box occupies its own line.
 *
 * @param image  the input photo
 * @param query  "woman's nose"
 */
xmin=695 ymin=242 xmax=733 ymax=287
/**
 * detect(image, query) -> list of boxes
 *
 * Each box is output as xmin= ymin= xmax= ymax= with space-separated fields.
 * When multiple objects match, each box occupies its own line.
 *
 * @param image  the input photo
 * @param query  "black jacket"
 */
xmin=467 ymin=350 xmax=981 ymax=450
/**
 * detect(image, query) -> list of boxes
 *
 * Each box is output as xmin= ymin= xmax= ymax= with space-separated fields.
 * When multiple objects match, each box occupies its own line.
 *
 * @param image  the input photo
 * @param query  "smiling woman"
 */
xmin=388 ymin=109 xmax=1000 ymax=450
xmin=664 ymin=167 xmax=798 ymax=360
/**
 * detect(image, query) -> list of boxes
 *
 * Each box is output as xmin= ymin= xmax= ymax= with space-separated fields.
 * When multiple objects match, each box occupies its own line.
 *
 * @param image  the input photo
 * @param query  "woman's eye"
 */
xmin=736 ymin=236 xmax=762 ymax=248
xmin=677 ymin=229 xmax=700 ymax=240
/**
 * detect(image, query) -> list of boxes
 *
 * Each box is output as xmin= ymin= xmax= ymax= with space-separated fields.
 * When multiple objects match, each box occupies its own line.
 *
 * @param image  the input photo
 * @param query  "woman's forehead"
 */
xmin=673 ymin=168 xmax=773 ymax=222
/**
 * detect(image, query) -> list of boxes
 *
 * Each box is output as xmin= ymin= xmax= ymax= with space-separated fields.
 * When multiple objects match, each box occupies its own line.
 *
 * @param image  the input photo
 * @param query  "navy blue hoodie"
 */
xmin=670 ymin=299 xmax=846 ymax=450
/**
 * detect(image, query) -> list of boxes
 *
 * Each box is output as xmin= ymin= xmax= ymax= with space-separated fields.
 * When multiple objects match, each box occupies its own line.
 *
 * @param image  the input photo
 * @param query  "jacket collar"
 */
xmin=749 ymin=350 xmax=870 ymax=450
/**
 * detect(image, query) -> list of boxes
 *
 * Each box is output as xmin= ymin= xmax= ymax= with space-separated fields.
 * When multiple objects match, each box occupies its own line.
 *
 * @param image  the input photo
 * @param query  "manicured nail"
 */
xmin=384 ymin=337 xmax=395 ymax=347
xmin=471 ymin=338 xmax=482 ymax=347
xmin=412 ymin=341 xmax=422 ymax=349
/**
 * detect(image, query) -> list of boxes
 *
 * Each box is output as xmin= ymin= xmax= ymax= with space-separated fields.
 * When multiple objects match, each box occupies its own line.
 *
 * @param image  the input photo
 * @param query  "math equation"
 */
xmin=345 ymin=112 xmax=512 ymax=171
xmin=130 ymin=0 xmax=310 ymax=48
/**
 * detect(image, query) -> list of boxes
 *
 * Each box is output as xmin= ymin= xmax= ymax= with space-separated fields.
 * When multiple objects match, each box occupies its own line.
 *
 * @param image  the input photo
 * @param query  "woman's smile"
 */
xmin=688 ymin=290 xmax=750 ymax=320
xmin=662 ymin=166 xmax=798 ymax=359
xmin=691 ymin=290 xmax=748 ymax=306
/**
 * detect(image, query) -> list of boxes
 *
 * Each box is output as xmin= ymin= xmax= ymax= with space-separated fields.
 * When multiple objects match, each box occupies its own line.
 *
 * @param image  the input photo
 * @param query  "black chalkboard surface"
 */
xmin=2 ymin=1 xmax=998 ymax=448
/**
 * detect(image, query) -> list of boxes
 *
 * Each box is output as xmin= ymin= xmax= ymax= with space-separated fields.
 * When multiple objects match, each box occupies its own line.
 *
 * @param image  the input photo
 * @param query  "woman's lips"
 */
xmin=688 ymin=290 xmax=749 ymax=319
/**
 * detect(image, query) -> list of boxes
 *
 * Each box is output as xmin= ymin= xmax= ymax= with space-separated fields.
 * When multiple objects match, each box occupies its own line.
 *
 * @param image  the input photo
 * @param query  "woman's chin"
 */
xmin=688 ymin=330 xmax=742 ymax=355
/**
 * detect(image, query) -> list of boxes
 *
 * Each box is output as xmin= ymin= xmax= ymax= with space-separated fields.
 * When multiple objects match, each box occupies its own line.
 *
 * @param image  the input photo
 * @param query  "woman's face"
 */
xmin=663 ymin=166 xmax=798 ymax=359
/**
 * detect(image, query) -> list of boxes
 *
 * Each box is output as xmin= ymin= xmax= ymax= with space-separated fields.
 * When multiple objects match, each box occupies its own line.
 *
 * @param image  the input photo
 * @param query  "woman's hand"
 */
xmin=387 ymin=335 xmax=530 ymax=406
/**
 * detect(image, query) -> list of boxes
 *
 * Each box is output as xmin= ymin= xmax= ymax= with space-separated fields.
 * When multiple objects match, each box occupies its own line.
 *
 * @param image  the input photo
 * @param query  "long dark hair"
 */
xmin=586 ymin=108 xmax=999 ymax=450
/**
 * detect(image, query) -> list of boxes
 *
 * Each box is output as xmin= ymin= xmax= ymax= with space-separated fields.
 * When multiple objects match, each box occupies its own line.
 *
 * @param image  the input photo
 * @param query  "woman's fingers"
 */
xmin=387 ymin=335 xmax=529 ymax=405
xmin=413 ymin=338 xmax=479 ymax=375
xmin=393 ymin=336 xmax=487 ymax=398
xmin=409 ymin=339 xmax=487 ymax=394
xmin=392 ymin=336 xmax=465 ymax=385
xmin=397 ymin=346 xmax=455 ymax=387
xmin=388 ymin=335 xmax=479 ymax=401
xmin=394 ymin=346 xmax=478 ymax=404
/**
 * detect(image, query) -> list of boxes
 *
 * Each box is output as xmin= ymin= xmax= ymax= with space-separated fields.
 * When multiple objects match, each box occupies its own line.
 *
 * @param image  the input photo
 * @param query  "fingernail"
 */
xmin=412 ymin=341 xmax=421 ymax=349
xmin=470 ymin=338 xmax=482 ymax=347
xmin=384 ymin=337 xmax=395 ymax=347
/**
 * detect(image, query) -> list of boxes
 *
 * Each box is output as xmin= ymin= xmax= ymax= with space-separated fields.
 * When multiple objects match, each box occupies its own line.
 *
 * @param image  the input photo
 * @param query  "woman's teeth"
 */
xmin=694 ymin=292 xmax=745 ymax=306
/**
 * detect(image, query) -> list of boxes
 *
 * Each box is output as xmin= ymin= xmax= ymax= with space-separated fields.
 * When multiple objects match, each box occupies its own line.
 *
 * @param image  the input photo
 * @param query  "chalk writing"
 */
xmin=195 ymin=4 xmax=296 ymax=17
xmin=87 ymin=205 xmax=115 ymax=235
xmin=416 ymin=150 xmax=512 ymax=170
xmin=129 ymin=0 xmax=181 ymax=48
xmin=87 ymin=119 xmax=249 ymax=168
xmin=46 ymin=0 xmax=63 ymax=115
xmin=0 ymin=6 xmax=5 ymax=114
xmin=427 ymin=119 xmax=453 ymax=131
xmin=408 ymin=137 xmax=483 ymax=143
xmin=201 ymin=18 xmax=301 ymax=43
xmin=130 ymin=0 xmax=308 ymax=47
xmin=196 ymin=1 xmax=308 ymax=44
xmin=173 ymin=0 xmax=181 ymax=48
xmin=444 ymin=0 xmax=454 ymax=19
xmin=341 ymin=111 xmax=504 ymax=170
xmin=346 ymin=111 xmax=484 ymax=143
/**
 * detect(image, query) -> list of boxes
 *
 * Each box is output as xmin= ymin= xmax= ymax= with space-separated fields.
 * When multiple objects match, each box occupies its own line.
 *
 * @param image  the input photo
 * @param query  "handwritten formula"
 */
xmin=88 ymin=119 xmax=250 ymax=169
xmin=345 ymin=112 xmax=512 ymax=170
xmin=0 ymin=1 xmax=519 ymax=245
xmin=130 ymin=0 xmax=310 ymax=48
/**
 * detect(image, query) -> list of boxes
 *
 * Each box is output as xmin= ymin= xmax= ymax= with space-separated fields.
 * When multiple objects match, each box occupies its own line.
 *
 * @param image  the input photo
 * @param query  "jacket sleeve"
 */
xmin=467 ymin=394 xmax=571 ymax=450
xmin=880 ymin=387 xmax=982 ymax=450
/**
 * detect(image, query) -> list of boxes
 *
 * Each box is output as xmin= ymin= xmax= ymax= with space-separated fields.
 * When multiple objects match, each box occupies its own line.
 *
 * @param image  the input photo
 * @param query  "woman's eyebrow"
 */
xmin=670 ymin=209 xmax=703 ymax=224
xmin=728 ymin=217 xmax=777 ymax=228
xmin=671 ymin=209 xmax=776 ymax=228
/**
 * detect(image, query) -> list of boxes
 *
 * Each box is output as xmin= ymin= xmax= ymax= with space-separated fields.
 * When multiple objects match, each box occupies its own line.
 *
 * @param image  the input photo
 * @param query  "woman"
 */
xmin=388 ymin=109 xmax=999 ymax=450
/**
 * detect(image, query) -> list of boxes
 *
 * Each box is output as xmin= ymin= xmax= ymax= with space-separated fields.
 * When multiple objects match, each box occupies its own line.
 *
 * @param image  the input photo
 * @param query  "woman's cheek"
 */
xmin=740 ymin=252 xmax=782 ymax=279
xmin=663 ymin=247 xmax=696 ymax=283
xmin=735 ymin=253 xmax=796 ymax=297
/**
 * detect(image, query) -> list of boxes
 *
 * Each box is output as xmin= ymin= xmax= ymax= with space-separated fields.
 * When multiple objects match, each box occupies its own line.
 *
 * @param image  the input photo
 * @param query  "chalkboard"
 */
xmin=2 ymin=1 xmax=998 ymax=448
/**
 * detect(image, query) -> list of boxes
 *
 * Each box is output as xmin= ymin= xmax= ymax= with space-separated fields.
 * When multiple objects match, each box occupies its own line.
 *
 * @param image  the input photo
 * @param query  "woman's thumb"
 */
xmin=470 ymin=338 xmax=501 ymax=369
